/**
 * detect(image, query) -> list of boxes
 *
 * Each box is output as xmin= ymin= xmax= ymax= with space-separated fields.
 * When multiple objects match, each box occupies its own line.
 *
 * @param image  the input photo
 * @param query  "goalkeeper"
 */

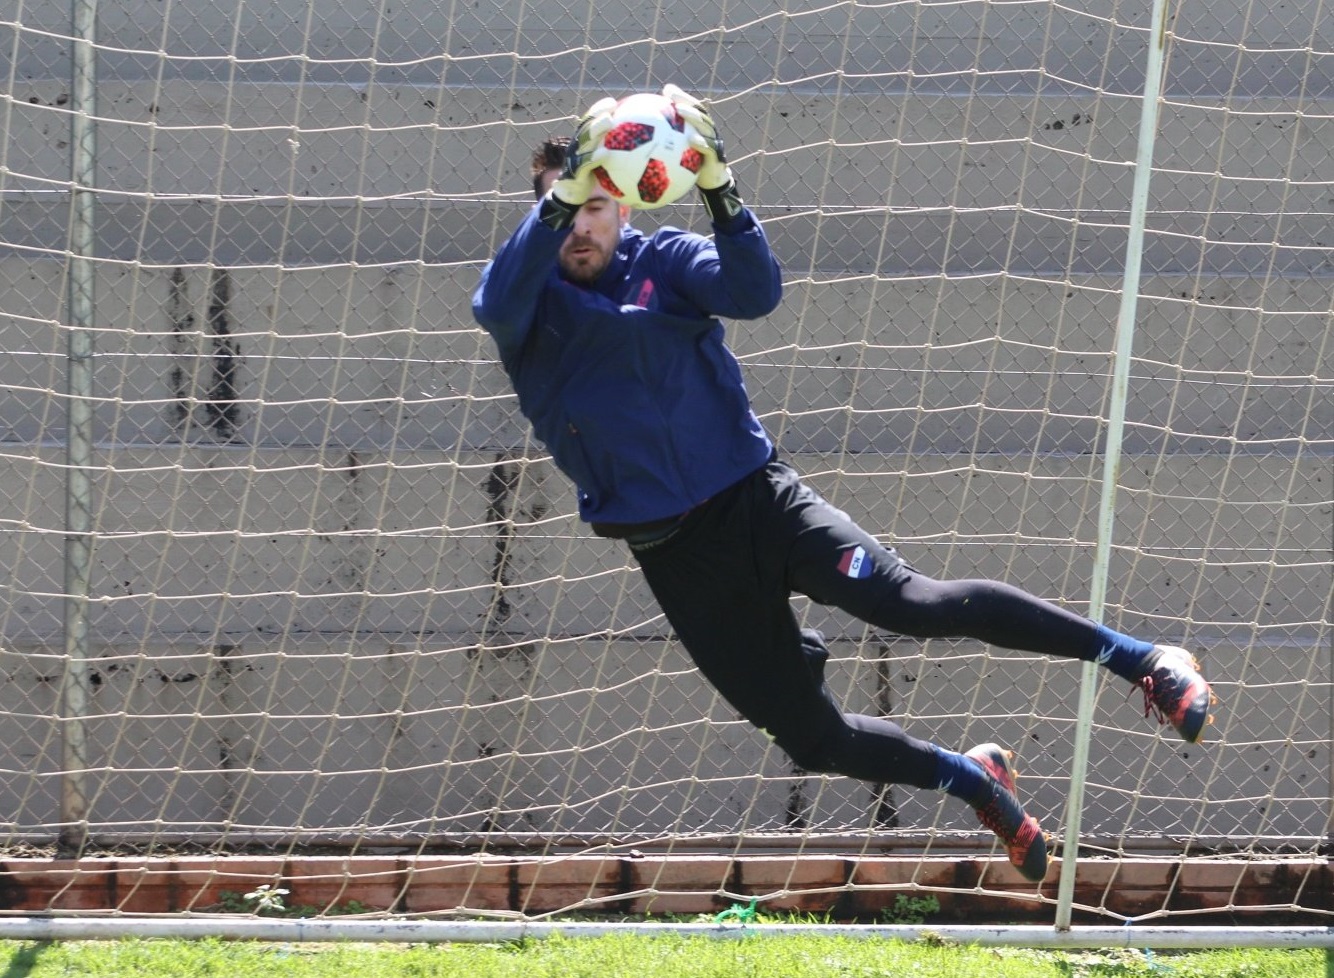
xmin=471 ymin=85 xmax=1215 ymax=883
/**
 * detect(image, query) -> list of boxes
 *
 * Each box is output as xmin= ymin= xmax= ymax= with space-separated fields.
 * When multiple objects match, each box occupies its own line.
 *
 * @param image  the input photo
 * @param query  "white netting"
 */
xmin=0 ymin=0 xmax=1328 ymax=921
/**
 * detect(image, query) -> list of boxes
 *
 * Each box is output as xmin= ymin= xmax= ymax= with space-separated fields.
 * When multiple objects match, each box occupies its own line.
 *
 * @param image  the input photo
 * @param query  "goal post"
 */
xmin=1056 ymin=0 xmax=1170 ymax=928
xmin=0 ymin=0 xmax=1329 ymax=936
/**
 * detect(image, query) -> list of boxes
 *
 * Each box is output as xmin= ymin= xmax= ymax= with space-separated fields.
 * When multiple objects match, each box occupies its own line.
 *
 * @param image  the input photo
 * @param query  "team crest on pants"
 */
xmin=838 ymin=545 xmax=872 ymax=579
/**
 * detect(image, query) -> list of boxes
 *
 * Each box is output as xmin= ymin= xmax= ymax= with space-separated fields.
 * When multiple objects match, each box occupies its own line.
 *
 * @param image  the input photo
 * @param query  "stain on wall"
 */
xmin=167 ymin=267 xmax=243 ymax=441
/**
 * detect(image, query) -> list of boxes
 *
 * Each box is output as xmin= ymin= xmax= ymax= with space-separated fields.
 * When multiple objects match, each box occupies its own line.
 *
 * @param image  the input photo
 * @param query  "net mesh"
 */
xmin=0 ymin=0 xmax=1328 ymax=921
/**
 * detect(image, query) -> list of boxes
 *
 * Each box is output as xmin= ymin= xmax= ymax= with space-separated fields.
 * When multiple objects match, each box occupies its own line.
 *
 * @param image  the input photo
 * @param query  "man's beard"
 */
xmin=559 ymin=238 xmax=612 ymax=284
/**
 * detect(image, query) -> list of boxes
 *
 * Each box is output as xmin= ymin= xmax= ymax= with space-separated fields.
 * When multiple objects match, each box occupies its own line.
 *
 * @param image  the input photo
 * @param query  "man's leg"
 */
xmin=631 ymin=481 xmax=1050 ymax=880
xmin=765 ymin=463 xmax=1215 ymax=742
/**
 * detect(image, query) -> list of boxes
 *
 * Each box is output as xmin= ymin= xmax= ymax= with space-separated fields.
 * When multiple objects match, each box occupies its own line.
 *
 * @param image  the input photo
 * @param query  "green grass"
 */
xmin=0 ymin=936 xmax=1324 ymax=978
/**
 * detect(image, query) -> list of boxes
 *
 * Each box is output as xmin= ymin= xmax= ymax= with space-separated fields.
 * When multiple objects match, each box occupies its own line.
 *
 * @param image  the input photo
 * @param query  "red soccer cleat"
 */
xmin=1132 ymin=645 xmax=1217 ymax=744
xmin=964 ymin=743 xmax=1050 ymax=882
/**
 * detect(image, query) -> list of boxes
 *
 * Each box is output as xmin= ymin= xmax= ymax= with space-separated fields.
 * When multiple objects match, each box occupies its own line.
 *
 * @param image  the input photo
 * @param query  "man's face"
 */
xmin=541 ymin=169 xmax=625 ymax=285
xmin=559 ymin=190 xmax=624 ymax=284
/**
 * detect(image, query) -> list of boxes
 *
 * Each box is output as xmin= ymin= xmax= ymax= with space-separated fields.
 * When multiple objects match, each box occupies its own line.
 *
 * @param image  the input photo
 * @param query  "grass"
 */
xmin=0 ymin=935 xmax=1324 ymax=977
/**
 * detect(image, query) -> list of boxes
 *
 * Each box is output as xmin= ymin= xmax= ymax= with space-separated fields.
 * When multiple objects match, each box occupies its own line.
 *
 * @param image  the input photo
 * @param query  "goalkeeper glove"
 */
xmin=540 ymin=96 xmax=617 ymax=230
xmin=662 ymin=83 xmax=744 ymax=225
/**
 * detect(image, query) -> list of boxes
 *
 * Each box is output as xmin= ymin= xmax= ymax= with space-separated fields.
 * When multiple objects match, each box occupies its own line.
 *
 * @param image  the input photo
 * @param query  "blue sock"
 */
xmin=1092 ymin=625 xmax=1156 ymax=681
xmin=932 ymin=746 xmax=987 ymax=807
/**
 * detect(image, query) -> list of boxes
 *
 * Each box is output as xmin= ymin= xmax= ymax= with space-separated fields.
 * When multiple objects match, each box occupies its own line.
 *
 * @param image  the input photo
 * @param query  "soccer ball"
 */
xmin=590 ymin=92 xmax=703 ymax=210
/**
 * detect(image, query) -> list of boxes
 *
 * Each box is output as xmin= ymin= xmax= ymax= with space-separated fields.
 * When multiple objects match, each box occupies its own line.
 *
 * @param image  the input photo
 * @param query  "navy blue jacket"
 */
xmin=471 ymin=205 xmax=783 ymax=526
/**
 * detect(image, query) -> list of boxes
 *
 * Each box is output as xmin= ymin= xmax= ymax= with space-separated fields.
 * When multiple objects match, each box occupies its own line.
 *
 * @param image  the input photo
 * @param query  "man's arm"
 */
xmin=471 ymin=206 xmax=565 ymax=361
xmin=662 ymin=84 xmax=783 ymax=320
xmin=660 ymin=213 xmax=782 ymax=321
xmin=472 ymin=98 xmax=618 ymax=357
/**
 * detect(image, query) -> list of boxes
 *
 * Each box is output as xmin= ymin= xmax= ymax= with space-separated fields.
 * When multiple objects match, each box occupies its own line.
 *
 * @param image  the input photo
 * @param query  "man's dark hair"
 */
xmin=531 ymin=136 xmax=569 ymax=199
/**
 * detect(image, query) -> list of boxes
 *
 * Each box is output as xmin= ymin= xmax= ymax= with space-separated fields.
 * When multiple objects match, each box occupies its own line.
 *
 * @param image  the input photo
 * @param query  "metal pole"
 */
xmin=1054 ymin=0 xmax=1174 ymax=931
xmin=0 ymin=918 xmax=1327 ymax=948
xmin=60 ymin=0 xmax=98 ymax=856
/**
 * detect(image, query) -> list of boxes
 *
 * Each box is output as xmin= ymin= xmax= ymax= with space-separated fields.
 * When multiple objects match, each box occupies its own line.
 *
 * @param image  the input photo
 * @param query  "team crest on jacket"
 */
xmin=633 ymin=278 xmax=655 ymax=308
xmin=838 ymin=545 xmax=872 ymax=579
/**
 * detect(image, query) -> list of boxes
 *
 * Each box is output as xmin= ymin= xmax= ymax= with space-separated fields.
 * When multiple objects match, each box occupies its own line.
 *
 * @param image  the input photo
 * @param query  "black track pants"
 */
xmin=630 ymin=459 xmax=1106 ymax=788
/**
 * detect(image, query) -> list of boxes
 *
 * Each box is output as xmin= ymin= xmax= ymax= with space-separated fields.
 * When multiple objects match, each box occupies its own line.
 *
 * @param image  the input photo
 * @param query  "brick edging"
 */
xmin=0 ymin=854 xmax=1328 ymax=923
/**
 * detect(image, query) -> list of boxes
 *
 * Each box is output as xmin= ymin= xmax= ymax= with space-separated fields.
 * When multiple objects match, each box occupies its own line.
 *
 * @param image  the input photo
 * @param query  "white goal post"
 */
xmin=0 ymin=0 xmax=1329 ymax=936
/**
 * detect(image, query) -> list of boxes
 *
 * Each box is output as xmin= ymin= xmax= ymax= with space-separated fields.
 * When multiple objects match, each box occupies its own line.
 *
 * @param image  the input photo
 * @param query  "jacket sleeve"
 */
xmin=471 ymin=205 xmax=566 ymax=360
xmin=665 ymin=209 xmax=783 ymax=321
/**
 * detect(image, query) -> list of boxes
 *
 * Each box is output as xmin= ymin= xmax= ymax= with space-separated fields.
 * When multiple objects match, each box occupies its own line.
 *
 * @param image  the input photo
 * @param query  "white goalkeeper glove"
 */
xmin=662 ymin=83 xmax=731 ymax=189
xmin=540 ymin=96 xmax=617 ymax=229
xmin=662 ymin=83 xmax=744 ymax=224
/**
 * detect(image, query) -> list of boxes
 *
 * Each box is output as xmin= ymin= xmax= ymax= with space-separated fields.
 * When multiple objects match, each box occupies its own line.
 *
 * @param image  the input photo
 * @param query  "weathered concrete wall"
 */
xmin=0 ymin=444 xmax=1328 ymax=643
xmin=0 ymin=252 xmax=1327 ymax=844
xmin=8 ymin=0 xmax=1333 ymax=97
xmin=0 ymin=0 xmax=1329 ymax=846
xmin=2 ymin=84 xmax=1332 ymax=276
xmin=0 ymin=441 xmax=1326 ymax=842
xmin=0 ymin=261 xmax=1327 ymax=450
xmin=0 ymin=633 xmax=1326 ymax=844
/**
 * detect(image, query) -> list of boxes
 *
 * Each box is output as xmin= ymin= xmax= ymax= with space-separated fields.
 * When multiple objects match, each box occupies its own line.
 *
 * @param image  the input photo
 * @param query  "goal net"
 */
xmin=0 ymin=0 xmax=1328 ymax=924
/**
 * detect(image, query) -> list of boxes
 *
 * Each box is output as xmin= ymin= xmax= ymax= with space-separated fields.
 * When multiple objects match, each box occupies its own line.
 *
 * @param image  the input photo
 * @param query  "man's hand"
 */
xmin=662 ymin=83 xmax=745 ymax=224
xmin=548 ymin=96 xmax=617 ymax=208
xmin=662 ymin=83 xmax=732 ymax=191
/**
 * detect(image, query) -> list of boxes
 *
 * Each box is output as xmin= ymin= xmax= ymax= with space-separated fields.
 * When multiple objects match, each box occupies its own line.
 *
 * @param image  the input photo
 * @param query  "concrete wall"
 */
xmin=0 ymin=0 xmax=1329 ymax=849
xmin=7 ymin=0 xmax=1333 ymax=96
xmin=2 ymin=85 xmax=1333 ymax=276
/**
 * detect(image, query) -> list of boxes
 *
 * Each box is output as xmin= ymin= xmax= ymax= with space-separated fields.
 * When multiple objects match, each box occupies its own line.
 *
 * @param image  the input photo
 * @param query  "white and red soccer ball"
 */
xmin=590 ymin=92 xmax=703 ymax=210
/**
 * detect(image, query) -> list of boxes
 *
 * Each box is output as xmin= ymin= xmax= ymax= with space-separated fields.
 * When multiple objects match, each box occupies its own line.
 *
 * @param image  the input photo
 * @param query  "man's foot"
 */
xmin=963 ymin=743 xmax=1049 ymax=882
xmin=1132 ymin=645 xmax=1216 ymax=743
